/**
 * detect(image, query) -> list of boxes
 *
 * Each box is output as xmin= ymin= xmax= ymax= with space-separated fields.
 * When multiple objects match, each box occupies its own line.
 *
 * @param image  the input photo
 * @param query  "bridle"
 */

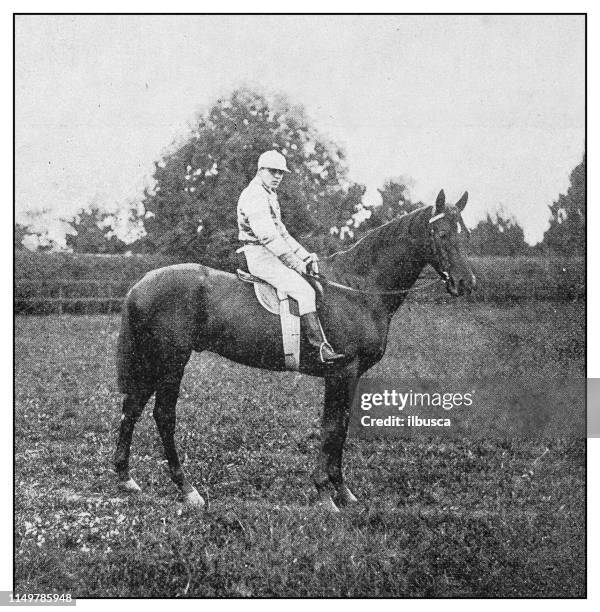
xmin=428 ymin=208 xmax=470 ymax=287
xmin=428 ymin=211 xmax=452 ymax=285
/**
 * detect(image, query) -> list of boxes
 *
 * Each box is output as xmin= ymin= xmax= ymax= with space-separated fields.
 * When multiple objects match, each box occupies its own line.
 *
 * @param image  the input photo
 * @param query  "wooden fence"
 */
xmin=14 ymin=273 xmax=584 ymax=315
xmin=15 ymin=280 xmax=128 ymax=315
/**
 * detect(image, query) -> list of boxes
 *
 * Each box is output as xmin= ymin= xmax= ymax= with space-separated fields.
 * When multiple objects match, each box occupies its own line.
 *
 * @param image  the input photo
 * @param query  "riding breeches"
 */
xmin=242 ymin=244 xmax=316 ymax=315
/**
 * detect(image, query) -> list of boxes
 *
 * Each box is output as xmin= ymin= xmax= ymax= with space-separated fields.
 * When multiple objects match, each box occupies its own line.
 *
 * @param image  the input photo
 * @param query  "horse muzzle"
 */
xmin=446 ymin=273 xmax=477 ymax=296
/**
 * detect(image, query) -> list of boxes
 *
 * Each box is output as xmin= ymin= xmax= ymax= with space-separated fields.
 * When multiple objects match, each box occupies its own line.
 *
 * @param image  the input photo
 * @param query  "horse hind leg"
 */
xmin=335 ymin=482 xmax=358 ymax=506
xmin=114 ymin=388 xmax=154 ymax=493
xmin=153 ymin=366 xmax=205 ymax=510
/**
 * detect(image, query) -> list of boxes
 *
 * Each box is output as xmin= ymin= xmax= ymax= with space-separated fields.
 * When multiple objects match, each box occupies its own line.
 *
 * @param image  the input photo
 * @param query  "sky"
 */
xmin=15 ymin=14 xmax=585 ymax=246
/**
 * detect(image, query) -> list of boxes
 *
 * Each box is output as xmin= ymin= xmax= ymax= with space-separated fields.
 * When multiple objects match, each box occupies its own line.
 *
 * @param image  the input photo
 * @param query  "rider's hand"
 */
xmin=303 ymin=253 xmax=319 ymax=275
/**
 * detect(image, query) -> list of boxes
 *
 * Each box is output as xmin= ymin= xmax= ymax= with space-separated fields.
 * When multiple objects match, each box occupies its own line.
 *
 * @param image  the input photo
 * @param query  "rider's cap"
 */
xmin=257 ymin=150 xmax=290 ymax=173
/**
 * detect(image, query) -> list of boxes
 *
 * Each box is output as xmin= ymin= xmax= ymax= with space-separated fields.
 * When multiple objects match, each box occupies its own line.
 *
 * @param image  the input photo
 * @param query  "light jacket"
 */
xmin=237 ymin=175 xmax=310 ymax=259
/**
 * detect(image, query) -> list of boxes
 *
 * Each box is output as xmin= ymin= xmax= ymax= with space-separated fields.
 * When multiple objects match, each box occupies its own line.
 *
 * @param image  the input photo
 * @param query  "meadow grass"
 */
xmin=14 ymin=302 xmax=585 ymax=597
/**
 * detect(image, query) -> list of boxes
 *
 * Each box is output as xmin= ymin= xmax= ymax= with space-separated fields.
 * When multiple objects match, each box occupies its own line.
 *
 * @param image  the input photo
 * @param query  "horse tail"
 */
xmin=116 ymin=291 xmax=155 ymax=394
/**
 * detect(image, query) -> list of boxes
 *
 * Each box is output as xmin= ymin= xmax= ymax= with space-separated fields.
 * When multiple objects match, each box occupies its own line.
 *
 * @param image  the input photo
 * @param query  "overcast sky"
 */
xmin=15 ymin=14 xmax=584 ymax=245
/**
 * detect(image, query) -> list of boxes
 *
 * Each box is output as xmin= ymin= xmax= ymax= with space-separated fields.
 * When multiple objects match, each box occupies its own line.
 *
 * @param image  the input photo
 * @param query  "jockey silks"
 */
xmin=237 ymin=174 xmax=310 ymax=260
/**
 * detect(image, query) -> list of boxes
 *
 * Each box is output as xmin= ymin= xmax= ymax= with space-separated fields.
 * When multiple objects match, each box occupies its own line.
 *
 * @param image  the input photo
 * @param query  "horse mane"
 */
xmin=326 ymin=205 xmax=433 ymax=277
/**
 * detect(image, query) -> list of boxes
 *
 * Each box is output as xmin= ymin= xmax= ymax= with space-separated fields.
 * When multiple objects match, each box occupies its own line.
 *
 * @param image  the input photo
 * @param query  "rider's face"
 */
xmin=260 ymin=167 xmax=285 ymax=190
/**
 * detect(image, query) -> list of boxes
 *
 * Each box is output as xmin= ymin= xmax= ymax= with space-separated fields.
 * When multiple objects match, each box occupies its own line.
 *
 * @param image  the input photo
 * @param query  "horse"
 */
xmin=114 ymin=189 xmax=476 ymax=512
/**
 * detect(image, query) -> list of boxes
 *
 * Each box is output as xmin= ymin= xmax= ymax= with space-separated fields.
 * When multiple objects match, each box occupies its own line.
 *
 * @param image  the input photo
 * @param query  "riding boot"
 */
xmin=300 ymin=312 xmax=345 ymax=363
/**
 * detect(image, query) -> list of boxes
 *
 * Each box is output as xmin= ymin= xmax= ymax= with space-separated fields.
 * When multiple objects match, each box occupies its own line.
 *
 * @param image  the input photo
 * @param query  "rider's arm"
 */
xmin=280 ymin=231 xmax=311 ymax=261
xmin=282 ymin=234 xmax=319 ymax=274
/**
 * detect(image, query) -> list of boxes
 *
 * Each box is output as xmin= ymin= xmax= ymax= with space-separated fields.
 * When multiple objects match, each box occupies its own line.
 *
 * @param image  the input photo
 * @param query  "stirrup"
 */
xmin=319 ymin=342 xmax=345 ymax=363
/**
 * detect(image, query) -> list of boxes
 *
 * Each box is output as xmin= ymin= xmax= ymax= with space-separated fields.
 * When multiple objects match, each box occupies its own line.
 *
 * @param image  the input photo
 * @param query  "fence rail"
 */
xmin=15 ymin=281 xmax=126 ymax=315
xmin=14 ymin=274 xmax=585 ymax=315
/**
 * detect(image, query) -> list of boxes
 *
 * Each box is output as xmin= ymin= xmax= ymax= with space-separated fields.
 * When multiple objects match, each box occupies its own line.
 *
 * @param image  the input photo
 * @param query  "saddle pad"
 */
xmin=237 ymin=269 xmax=289 ymax=315
xmin=254 ymin=283 xmax=279 ymax=315
xmin=236 ymin=269 xmax=301 ymax=370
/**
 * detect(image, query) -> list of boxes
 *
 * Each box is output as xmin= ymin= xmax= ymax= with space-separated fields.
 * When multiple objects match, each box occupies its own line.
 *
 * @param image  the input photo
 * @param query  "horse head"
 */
xmin=427 ymin=190 xmax=477 ymax=296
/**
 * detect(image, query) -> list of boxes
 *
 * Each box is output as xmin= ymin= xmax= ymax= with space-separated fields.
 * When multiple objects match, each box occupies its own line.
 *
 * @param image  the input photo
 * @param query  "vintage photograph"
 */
xmin=14 ymin=14 xmax=585 ymax=598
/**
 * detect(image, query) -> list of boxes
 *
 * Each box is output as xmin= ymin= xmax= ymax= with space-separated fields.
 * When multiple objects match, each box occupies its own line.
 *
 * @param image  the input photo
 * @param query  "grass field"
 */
xmin=14 ymin=301 xmax=585 ymax=597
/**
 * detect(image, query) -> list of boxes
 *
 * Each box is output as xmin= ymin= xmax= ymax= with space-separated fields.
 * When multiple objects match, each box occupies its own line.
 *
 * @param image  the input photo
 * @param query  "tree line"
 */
xmin=15 ymin=88 xmax=585 ymax=263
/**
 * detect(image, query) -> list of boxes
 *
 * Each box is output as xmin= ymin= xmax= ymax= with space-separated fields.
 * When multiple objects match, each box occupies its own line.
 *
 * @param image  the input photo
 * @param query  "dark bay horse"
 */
xmin=114 ymin=190 xmax=476 ymax=512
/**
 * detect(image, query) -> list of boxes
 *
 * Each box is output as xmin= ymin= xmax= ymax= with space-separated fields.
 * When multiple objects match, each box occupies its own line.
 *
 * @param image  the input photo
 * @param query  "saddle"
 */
xmin=237 ymin=269 xmax=301 ymax=371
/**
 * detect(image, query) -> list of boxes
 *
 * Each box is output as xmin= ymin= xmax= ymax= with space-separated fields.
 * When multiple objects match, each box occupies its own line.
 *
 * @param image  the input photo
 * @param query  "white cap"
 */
xmin=257 ymin=150 xmax=290 ymax=172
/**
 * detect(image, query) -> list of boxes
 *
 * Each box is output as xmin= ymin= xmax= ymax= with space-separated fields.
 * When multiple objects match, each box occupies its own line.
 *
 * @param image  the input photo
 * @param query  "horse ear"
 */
xmin=435 ymin=190 xmax=446 ymax=213
xmin=456 ymin=191 xmax=469 ymax=211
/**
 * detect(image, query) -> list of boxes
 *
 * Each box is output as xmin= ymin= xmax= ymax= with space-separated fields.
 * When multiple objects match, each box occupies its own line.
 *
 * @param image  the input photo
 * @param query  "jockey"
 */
xmin=237 ymin=150 xmax=344 ymax=363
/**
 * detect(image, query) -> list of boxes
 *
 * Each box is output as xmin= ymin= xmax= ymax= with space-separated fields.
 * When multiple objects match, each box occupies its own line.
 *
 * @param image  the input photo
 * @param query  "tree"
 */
xmin=377 ymin=178 xmax=422 ymax=221
xmin=138 ymin=88 xmax=363 ymax=267
xmin=313 ymin=183 xmax=366 ymax=254
xmin=542 ymin=154 xmax=585 ymax=255
xmin=350 ymin=178 xmax=424 ymax=242
xmin=65 ymin=205 xmax=126 ymax=254
xmin=17 ymin=210 xmax=60 ymax=252
xmin=469 ymin=211 xmax=530 ymax=256
xmin=14 ymin=223 xmax=30 ymax=250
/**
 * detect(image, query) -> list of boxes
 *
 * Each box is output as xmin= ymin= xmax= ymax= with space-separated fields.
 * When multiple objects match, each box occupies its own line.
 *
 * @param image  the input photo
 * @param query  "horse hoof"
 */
xmin=183 ymin=488 xmax=205 ymax=510
xmin=337 ymin=485 xmax=358 ymax=505
xmin=318 ymin=494 xmax=341 ymax=514
xmin=118 ymin=478 xmax=141 ymax=494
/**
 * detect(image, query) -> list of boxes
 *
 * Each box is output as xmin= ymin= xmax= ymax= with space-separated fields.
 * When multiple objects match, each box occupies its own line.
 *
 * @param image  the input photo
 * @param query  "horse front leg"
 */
xmin=153 ymin=371 xmax=205 ymax=510
xmin=313 ymin=364 xmax=360 ymax=512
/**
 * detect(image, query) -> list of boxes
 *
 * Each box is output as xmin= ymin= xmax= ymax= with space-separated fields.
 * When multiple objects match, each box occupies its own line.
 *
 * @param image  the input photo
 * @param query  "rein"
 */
xmin=306 ymin=272 xmax=445 ymax=296
xmin=307 ymin=209 xmax=459 ymax=297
